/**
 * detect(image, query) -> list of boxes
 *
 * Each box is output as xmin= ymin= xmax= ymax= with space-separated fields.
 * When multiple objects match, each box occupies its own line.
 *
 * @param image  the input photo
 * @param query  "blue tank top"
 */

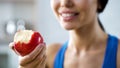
xmin=54 ymin=35 xmax=119 ymax=68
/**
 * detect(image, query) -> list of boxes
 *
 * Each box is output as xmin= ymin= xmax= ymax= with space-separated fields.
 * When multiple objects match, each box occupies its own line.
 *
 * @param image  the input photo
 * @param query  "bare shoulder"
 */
xmin=46 ymin=43 xmax=62 ymax=68
xmin=117 ymin=39 xmax=120 ymax=68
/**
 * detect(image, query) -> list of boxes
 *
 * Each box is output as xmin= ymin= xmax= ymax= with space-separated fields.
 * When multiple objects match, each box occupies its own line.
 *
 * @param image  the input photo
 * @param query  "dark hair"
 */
xmin=97 ymin=0 xmax=108 ymax=31
xmin=98 ymin=17 xmax=105 ymax=31
xmin=97 ymin=0 xmax=108 ymax=13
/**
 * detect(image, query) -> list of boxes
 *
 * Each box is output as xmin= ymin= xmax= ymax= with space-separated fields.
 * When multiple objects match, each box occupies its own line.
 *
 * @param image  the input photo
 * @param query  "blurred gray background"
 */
xmin=0 ymin=0 xmax=120 ymax=68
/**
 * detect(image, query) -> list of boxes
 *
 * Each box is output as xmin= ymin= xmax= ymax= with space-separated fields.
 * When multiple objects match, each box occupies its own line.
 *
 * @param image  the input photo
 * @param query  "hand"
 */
xmin=9 ymin=42 xmax=46 ymax=68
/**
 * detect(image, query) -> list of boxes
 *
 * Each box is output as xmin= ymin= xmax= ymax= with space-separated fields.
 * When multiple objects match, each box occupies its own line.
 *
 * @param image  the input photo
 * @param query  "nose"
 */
xmin=61 ymin=0 xmax=73 ymax=8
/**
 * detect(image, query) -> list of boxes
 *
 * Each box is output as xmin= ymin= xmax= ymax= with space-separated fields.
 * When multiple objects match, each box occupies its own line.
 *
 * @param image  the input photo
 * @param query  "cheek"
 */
xmin=76 ymin=0 xmax=96 ymax=11
xmin=50 ymin=0 xmax=59 ymax=16
xmin=75 ymin=0 xmax=90 ymax=10
xmin=79 ymin=0 xmax=97 ymax=16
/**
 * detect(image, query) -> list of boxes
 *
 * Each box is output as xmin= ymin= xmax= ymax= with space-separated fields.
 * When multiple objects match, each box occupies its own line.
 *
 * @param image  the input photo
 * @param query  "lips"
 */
xmin=59 ymin=10 xmax=79 ymax=21
xmin=61 ymin=13 xmax=79 ymax=17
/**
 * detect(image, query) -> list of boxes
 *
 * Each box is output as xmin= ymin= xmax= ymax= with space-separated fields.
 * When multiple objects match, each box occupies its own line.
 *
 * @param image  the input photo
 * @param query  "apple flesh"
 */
xmin=14 ymin=30 xmax=43 ymax=56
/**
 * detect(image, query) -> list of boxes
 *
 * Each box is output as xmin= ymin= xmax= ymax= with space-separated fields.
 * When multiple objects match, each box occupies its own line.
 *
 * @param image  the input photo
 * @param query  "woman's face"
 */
xmin=51 ymin=0 xmax=98 ymax=30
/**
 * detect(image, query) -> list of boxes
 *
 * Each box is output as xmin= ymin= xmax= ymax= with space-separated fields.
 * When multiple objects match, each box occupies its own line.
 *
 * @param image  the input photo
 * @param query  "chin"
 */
xmin=61 ymin=25 xmax=75 ymax=30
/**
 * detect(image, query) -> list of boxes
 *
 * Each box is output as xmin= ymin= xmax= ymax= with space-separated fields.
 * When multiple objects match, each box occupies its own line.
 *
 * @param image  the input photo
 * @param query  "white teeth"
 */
xmin=61 ymin=13 xmax=75 ymax=17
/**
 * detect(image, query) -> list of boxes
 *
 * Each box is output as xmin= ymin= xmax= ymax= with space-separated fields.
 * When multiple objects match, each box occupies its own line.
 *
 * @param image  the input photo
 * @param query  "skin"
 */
xmin=9 ymin=0 xmax=120 ymax=68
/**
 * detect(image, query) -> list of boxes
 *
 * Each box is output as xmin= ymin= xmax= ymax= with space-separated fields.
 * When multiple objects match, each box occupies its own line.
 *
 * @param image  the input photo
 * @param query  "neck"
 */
xmin=68 ymin=19 xmax=108 ymax=51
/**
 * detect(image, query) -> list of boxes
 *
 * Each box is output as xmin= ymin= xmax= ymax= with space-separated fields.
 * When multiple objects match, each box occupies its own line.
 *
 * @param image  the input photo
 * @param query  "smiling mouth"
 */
xmin=59 ymin=12 xmax=79 ymax=21
xmin=61 ymin=13 xmax=79 ymax=18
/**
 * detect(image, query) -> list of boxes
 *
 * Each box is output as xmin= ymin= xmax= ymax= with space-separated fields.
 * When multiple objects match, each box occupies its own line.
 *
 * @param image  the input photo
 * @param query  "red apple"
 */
xmin=14 ymin=30 xmax=43 ymax=56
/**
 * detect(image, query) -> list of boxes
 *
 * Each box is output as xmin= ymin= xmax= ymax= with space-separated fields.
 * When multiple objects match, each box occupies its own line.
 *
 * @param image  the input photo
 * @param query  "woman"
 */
xmin=9 ymin=0 xmax=120 ymax=68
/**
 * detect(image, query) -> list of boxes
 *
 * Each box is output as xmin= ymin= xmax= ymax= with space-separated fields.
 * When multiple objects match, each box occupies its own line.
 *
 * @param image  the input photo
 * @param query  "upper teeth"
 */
xmin=61 ymin=13 xmax=75 ymax=17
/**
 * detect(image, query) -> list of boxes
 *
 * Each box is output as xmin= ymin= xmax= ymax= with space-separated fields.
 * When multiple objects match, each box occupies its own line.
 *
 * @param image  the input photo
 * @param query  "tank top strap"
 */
xmin=102 ymin=34 xmax=119 ymax=68
xmin=54 ymin=41 xmax=68 ymax=68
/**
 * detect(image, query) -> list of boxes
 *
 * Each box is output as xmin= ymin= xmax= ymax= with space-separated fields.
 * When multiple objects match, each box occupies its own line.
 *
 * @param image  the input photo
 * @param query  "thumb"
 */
xmin=9 ymin=42 xmax=20 ymax=55
xmin=9 ymin=42 xmax=15 ymax=50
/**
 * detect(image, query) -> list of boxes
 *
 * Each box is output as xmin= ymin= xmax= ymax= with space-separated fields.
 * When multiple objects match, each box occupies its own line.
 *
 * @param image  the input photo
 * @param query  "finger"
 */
xmin=35 ymin=45 xmax=46 ymax=65
xmin=9 ymin=42 xmax=20 ymax=55
xmin=29 ymin=43 xmax=46 ymax=57
xmin=20 ymin=44 xmax=46 ymax=67
xmin=37 ymin=54 xmax=47 ymax=68
xmin=34 ymin=49 xmax=46 ymax=68
xmin=27 ymin=44 xmax=46 ymax=67
xmin=19 ymin=43 xmax=45 ymax=66
xmin=9 ymin=42 xmax=15 ymax=50
xmin=39 ymin=53 xmax=47 ymax=65
xmin=19 ymin=44 xmax=43 ymax=66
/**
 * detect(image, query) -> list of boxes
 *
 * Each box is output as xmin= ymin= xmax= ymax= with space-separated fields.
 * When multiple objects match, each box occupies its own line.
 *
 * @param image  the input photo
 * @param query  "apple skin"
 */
xmin=14 ymin=31 xmax=43 ymax=56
